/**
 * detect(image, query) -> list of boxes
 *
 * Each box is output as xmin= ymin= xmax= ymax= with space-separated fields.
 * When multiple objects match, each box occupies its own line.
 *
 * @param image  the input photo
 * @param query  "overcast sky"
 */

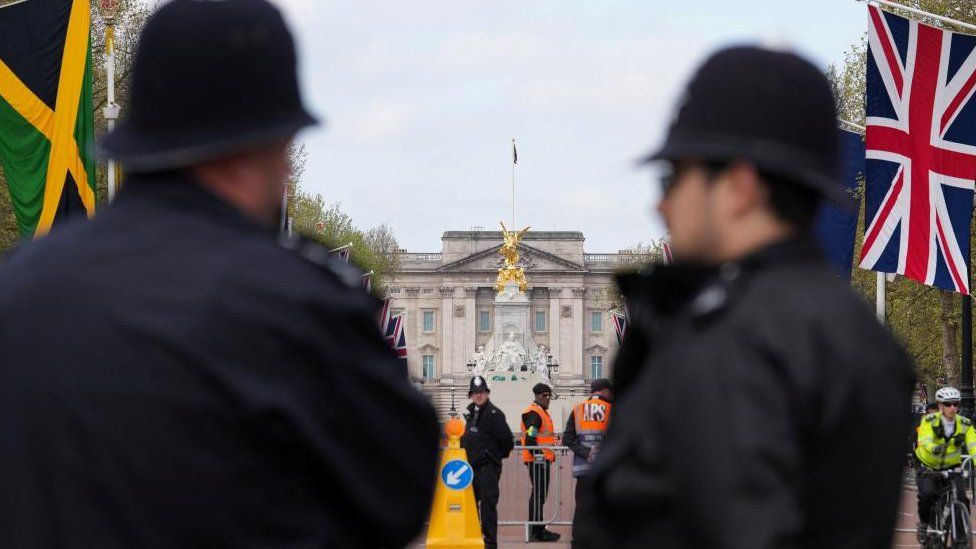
xmin=265 ymin=0 xmax=866 ymax=252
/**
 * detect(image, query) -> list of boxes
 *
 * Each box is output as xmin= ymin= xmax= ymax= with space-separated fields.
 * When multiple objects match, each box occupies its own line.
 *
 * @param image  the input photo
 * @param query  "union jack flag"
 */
xmin=361 ymin=271 xmax=373 ymax=294
xmin=383 ymin=311 xmax=399 ymax=346
xmin=859 ymin=6 xmax=976 ymax=294
xmin=610 ymin=309 xmax=627 ymax=346
xmin=330 ymin=243 xmax=352 ymax=264
xmin=376 ymin=296 xmax=392 ymax=332
xmin=392 ymin=315 xmax=407 ymax=361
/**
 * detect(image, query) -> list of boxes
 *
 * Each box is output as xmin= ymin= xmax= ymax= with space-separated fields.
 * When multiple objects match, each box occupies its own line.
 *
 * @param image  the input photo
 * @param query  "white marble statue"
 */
xmin=495 ymin=332 xmax=527 ymax=371
xmin=469 ymin=344 xmax=492 ymax=376
xmin=532 ymin=344 xmax=552 ymax=383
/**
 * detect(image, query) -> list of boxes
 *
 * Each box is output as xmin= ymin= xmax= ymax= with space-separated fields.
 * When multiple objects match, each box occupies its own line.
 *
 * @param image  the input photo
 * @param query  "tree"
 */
xmin=285 ymin=145 xmax=401 ymax=294
xmin=828 ymin=0 xmax=976 ymax=390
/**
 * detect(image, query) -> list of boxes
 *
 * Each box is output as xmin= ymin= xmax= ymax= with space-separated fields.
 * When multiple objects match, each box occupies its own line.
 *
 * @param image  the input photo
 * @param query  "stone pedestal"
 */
xmin=493 ymin=281 xmax=531 ymax=355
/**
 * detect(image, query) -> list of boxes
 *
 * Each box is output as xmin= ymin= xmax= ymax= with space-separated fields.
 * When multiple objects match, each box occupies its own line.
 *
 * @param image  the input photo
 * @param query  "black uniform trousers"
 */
xmin=526 ymin=460 xmax=552 ymax=534
xmin=917 ymin=468 xmax=970 ymax=530
xmin=473 ymin=462 xmax=502 ymax=548
xmin=572 ymin=476 xmax=591 ymax=546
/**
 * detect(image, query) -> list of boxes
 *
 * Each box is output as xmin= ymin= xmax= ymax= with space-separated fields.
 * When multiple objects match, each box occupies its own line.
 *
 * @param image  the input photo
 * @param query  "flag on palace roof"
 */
xmin=0 ymin=0 xmax=97 ymax=237
xmin=859 ymin=5 xmax=976 ymax=294
xmin=661 ymin=240 xmax=673 ymax=265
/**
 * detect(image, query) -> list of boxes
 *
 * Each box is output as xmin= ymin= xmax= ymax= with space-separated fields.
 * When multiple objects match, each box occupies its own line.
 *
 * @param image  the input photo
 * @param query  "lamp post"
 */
xmin=100 ymin=0 xmax=121 ymax=201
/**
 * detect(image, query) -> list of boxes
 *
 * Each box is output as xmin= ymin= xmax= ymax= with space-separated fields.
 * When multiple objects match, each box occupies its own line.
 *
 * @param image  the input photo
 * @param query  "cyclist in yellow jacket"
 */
xmin=916 ymin=386 xmax=976 ymax=543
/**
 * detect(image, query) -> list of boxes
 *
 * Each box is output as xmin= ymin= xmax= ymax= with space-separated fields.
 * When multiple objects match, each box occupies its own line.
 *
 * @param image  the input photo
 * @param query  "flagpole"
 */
xmin=876 ymin=272 xmax=886 ymax=323
xmin=859 ymin=0 xmax=976 ymax=33
xmin=103 ymin=2 xmax=120 ymax=202
xmin=511 ymin=137 xmax=516 ymax=228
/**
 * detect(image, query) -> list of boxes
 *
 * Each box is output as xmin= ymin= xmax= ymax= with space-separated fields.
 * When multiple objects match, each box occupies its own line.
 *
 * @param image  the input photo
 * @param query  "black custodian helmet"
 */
xmin=644 ymin=46 xmax=846 ymax=205
xmin=469 ymin=375 xmax=489 ymax=396
xmin=100 ymin=0 xmax=318 ymax=172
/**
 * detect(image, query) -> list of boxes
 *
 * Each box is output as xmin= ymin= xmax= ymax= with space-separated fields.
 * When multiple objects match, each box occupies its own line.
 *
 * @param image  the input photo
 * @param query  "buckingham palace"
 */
xmin=387 ymin=229 xmax=646 ymax=412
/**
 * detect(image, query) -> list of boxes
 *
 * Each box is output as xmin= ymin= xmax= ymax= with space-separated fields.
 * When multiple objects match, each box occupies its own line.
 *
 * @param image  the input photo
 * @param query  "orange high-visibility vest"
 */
xmin=571 ymin=396 xmax=612 ymax=476
xmin=521 ymin=402 xmax=555 ymax=463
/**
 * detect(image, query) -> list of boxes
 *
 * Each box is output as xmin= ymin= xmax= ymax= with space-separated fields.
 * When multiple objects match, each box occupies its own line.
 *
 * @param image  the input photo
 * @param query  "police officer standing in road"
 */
xmin=522 ymin=383 xmax=561 ymax=542
xmin=461 ymin=375 xmax=514 ymax=549
xmin=0 ymin=1 xmax=439 ymax=547
xmin=574 ymin=46 xmax=915 ymax=548
xmin=563 ymin=378 xmax=613 ymax=545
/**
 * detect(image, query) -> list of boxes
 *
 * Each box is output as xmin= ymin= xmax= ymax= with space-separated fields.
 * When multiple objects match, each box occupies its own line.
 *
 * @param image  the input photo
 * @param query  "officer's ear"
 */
xmin=714 ymin=161 xmax=765 ymax=221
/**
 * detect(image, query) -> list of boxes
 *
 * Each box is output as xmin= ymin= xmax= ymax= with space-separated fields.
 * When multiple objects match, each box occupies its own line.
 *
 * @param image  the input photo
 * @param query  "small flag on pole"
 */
xmin=330 ymin=243 xmax=352 ymax=263
xmin=512 ymin=141 xmax=518 ymax=164
xmin=393 ymin=316 xmax=407 ymax=361
xmin=362 ymin=271 xmax=373 ymax=294
xmin=377 ymin=296 xmax=392 ymax=331
xmin=662 ymin=240 xmax=673 ymax=265
xmin=384 ymin=312 xmax=399 ymax=346
xmin=611 ymin=309 xmax=628 ymax=346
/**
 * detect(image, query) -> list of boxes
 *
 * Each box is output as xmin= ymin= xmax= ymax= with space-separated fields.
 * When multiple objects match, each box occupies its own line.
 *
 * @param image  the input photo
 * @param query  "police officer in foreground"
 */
xmin=915 ymin=387 xmax=976 ymax=544
xmin=574 ymin=46 xmax=916 ymax=548
xmin=521 ymin=383 xmax=561 ymax=542
xmin=563 ymin=378 xmax=612 ymax=546
xmin=460 ymin=375 xmax=514 ymax=549
xmin=0 ymin=1 xmax=439 ymax=547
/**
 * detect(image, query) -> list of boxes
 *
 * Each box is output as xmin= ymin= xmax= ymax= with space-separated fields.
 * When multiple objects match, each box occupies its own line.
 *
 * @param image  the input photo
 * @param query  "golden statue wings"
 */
xmin=496 ymin=221 xmax=530 ymax=293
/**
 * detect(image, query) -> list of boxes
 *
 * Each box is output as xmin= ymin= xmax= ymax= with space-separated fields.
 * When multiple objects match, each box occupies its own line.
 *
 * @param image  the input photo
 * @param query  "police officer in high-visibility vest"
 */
xmin=563 ymin=378 xmax=613 ymax=545
xmin=915 ymin=387 xmax=976 ymax=543
xmin=521 ymin=383 xmax=561 ymax=542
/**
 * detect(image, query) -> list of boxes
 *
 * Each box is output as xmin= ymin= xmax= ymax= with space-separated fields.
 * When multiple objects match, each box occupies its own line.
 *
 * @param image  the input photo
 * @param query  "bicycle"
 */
xmin=920 ymin=455 xmax=974 ymax=548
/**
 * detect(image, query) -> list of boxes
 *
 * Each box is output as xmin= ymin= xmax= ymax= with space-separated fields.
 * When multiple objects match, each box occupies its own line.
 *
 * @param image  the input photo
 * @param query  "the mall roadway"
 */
xmin=416 ymin=484 xmax=966 ymax=547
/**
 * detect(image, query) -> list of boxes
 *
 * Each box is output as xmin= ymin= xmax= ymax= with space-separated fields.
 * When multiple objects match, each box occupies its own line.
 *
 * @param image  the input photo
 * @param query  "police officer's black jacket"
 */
xmin=461 ymin=400 xmax=514 ymax=467
xmin=574 ymin=238 xmax=916 ymax=549
xmin=0 ymin=173 xmax=440 ymax=548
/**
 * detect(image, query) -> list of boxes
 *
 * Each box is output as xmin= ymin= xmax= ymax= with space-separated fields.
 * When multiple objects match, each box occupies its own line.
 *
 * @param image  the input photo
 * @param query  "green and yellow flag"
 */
xmin=0 ymin=0 xmax=96 ymax=237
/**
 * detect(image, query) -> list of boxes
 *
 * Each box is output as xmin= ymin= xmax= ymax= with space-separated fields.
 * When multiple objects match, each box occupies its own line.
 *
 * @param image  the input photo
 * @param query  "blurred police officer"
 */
xmin=521 ymin=383 xmax=561 ymax=542
xmin=574 ymin=46 xmax=916 ymax=548
xmin=460 ymin=375 xmax=514 ymax=549
xmin=0 ymin=1 xmax=438 ymax=547
xmin=563 ymin=378 xmax=612 ymax=545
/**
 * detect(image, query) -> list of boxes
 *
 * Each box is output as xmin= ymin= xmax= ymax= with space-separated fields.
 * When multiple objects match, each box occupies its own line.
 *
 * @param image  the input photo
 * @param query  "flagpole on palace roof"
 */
xmin=102 ymin=0 xmax=121 ymax=202
xmin=511 ymin=138 xmax=517 ymax=228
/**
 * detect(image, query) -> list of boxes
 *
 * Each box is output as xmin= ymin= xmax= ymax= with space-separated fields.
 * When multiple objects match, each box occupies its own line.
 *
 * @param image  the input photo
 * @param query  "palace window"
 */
xmin=589 ymin=355 xmax=603 ymax=379
xmin=591 ymin=311 xmax=603 ymax=333
xmin=422 ymin=310 xmax=435 ymax=333
xmin=423 ymin=355 xmax=436 ymax=379
xmin=479 ymin=310 xmax=491 ymax=333
xmin=535 ymin=310 xmax=547 ymax=332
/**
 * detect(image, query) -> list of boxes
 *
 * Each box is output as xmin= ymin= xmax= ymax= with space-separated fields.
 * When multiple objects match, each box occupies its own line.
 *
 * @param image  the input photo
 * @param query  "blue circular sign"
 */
xmin=440 ymin=459 xmax=474 ymax=491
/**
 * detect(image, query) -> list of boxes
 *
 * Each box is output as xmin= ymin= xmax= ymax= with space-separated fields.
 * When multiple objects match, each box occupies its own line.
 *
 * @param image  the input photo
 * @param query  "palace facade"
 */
xmin=388 ymin=230 xmax=645 ymax=402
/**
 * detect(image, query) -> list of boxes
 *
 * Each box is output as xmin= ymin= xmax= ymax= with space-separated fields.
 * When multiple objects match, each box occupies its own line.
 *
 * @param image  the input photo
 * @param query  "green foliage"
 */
xmin=828 ymin=0 xmax=976 ymax=390
xmin=285 ymin=145 xmax=400 ymax=294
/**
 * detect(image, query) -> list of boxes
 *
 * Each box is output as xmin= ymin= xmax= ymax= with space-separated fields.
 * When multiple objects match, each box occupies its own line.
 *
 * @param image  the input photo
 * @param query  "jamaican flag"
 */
xmin=0 ymin=0 xmax=96 ymax=237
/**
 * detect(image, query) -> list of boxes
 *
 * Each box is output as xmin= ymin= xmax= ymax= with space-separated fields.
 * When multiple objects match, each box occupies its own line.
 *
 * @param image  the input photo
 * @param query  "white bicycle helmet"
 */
xmin=936 ymin=386 xmax=962 ymax=403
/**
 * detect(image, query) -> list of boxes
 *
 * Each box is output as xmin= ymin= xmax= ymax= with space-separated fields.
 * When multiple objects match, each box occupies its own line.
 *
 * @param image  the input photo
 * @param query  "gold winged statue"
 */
xmin=496 ymin=222 xmax=530 ymax=293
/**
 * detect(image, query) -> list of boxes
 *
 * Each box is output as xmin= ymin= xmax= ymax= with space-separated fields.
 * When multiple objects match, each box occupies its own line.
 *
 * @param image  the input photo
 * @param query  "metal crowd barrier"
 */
xmin=495 ymin=444 xmax=574 ymax=543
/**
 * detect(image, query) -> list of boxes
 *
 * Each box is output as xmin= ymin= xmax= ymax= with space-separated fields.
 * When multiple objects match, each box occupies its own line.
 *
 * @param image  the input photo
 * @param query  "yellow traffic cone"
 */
xmin=426 ymin=417 xmax=485 ymax=548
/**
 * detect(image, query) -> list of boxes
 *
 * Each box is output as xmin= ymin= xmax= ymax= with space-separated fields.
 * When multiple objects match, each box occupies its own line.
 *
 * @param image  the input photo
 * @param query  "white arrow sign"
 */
xmin=445 ymin=463 xmax=469 ymax=486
